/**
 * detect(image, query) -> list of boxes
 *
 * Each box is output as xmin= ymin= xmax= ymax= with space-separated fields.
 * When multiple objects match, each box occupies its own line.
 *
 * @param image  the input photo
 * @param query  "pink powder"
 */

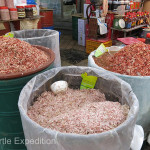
xmin=28 ymin=89 xmax=129 ymax=135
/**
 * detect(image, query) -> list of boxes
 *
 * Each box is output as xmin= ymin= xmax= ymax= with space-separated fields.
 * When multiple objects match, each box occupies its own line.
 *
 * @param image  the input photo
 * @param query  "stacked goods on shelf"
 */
xmin=0 ymin=0 xmax=38 ymax=21
xmin=0 ymin=0 xmax=40 ymax=32
xmin=0 ymin=5 xmax=38 ymax=21
xmin=124 ymin=11 xmax=149 ymax=29
xmin=109 ymin=0 xmax=130 ymax=11
xmin=16 ymin=6 xmax=25 ymax=19
xmin=0 ymin=7 xmax=10 ymax=21
xmin=130 ymin=0 xmax=141 ymax=10
xmin=108 ymin=0 xmax=141 ymax=11
xmin=113 ymin=11 xmax=150 ymax=29
xmin=9 ymin=8 xmax=18 ymax=20
xmin=0 ymin=0 xmax=13 ymax=35
xmin=0 ymin=0 xmax=16 ymax=21
xmin=72 ymin=14 xmax=82 ymax=40
xmin=78 ymin=18 xmax=87 ymax=46
xmin=25 ymin=5 xmax=33 ymax=18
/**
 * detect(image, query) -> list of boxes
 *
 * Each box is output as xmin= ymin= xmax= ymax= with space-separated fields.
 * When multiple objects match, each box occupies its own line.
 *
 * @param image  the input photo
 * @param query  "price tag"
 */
xmin=4 ymin=32 xmax=14 ymax=38
xmin=94 ymin=43 xmax=108 ymax=57
xmin=80 ymin=72 xmax=98 ymax=89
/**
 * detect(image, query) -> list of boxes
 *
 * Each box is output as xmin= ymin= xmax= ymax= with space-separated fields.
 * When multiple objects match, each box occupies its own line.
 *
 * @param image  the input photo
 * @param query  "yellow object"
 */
xmin=86 ymin=39 xmax=112 ymax=54
xmin=95 ymin=43 xmax=108 ymax=57
xmin=80 ymin=72 xmax=98 ymax=89
xmin=4 ymin=32 xmax=14 ymax=38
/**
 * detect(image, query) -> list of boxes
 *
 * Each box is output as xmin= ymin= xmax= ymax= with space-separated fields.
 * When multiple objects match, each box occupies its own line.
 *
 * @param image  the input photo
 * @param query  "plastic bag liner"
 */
xmin=18 ymin=66 xmax=139 ymax=150
xmin=88 ymin=50 xmax=150 ymax=138
xmin=12 ymin=29 xmax=61 ymax=68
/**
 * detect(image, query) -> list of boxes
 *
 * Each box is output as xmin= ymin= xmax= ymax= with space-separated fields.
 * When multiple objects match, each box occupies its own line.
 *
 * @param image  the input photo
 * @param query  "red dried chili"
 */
xmin=94 ymin=42 xmax=150 ymax=76
xmin=0 ymin=37 xmax=48 ymax=75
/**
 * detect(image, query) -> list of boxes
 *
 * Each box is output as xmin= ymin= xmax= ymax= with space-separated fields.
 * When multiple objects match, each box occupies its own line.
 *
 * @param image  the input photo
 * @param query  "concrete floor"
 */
xmin=60 ymin=29 xmax=88 ymax=67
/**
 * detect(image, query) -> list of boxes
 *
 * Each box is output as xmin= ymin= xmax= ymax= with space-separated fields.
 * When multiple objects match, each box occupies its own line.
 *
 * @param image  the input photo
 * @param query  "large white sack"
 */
xmin=88 ymin=49 xmax=150 ymax=137
xmin=18 ymin=66 xmax=139 ymax=150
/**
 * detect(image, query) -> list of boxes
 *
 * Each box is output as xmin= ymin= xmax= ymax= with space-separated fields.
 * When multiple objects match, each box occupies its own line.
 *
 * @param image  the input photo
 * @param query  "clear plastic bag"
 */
xmin=88 ymin=49 xmax=150 ymax=138
xmin=18 ymin=66 xmax=139 ymax=150
xmin=12 ymin=29 xmax=61 ymax=68
xmin=131 ymin=125 xmax=144 ymax=150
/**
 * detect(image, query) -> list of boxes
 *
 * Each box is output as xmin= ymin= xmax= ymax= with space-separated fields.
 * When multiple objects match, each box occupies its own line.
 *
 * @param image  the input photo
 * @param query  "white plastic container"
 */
xmin=0 ymin=7 xmax=10 ymax=21
xmin=32 ymin=5 xmax=37 ymax=16
xmin=78 ymin=18 xmax=87 ymax=34
xmin=9 ymin=8 xmax=18 ymax=20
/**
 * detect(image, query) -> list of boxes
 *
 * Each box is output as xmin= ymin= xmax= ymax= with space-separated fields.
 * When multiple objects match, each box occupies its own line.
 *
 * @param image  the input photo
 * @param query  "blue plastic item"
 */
xmin=59 ymin=31 xmax=61 ymax=41
xmin=27 ymin=0 xmax=36 ymax=5
xmin=42 ymin=26 xmax=54 ymax=30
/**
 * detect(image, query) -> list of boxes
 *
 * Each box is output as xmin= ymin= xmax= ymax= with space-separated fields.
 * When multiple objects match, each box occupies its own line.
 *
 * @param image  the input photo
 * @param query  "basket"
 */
xmin=86 ymin=38 xmax=112 ymax=54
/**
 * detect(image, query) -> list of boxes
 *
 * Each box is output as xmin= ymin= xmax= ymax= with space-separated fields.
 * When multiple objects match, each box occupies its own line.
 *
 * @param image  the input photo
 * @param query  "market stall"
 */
xmin=0 ymin=0 xmax=150 ymax=149
xmin=71 ymin=0 xmax=150 ymax=52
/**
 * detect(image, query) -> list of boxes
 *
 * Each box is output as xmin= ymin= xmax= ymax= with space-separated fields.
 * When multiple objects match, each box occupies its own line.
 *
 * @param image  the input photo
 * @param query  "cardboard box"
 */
xmin=78 ymin=32 xmax=86 ymax=46
xmin=84 ymin=4 xmax=90 ymax=18
xmin=78 ymin=18 xmax=87 ymax=34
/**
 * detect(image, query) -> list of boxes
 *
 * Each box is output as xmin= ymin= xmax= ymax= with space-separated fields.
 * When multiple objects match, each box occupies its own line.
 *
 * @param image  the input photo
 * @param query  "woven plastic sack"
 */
xmin=12 ymin=29 xmax=61 ymax=67
xmin=18 ymin=66 xmax=139 ymax=150
xmin=88 ymin=49 xmax=150 ymax=137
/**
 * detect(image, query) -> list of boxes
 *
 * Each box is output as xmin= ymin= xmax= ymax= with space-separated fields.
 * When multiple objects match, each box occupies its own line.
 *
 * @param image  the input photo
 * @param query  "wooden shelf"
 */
xmin=111 ymin=24 xmax=147 ymax=39
xmin=111 ymin=24 xmax=147 ymax=33
xmin=0 ymin=15 xmax=42 ymax=23
xmin=40 ymin=9 xmax=53 ymax=12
